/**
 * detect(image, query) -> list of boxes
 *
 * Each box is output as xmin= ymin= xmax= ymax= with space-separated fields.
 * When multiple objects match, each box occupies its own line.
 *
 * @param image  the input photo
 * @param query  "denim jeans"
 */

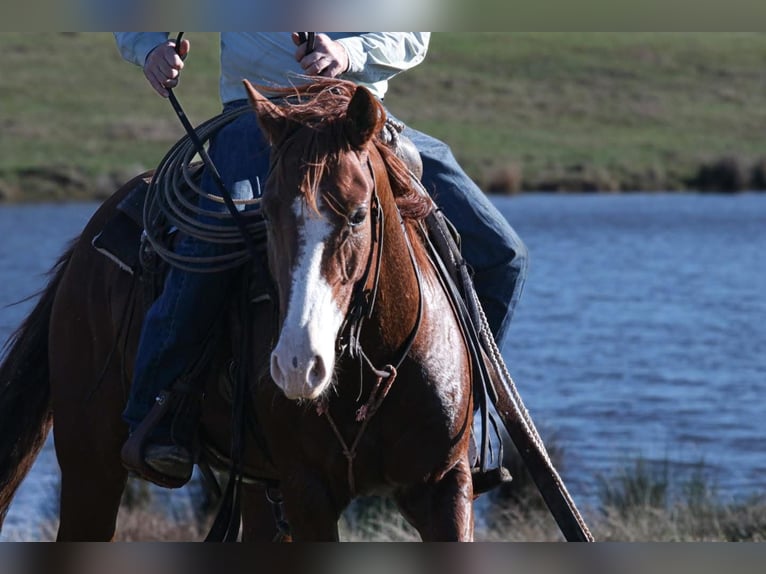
xmin=123 ymin=104 xmax=269 ymax=429
xmin=124 ymin=100 xmax=528 ymax=430
xmin=401 ymin=123 xmax=528 ymax=344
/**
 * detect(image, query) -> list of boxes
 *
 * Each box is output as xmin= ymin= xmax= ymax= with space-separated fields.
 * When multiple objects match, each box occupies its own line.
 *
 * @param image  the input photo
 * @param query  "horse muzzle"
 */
xmin=270 ymin=344 xmax=334 ymax=401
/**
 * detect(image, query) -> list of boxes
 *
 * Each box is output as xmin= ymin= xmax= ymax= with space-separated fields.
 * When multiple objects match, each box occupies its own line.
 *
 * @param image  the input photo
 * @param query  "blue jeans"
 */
xmin=123 ymin=104 xmax=269 ymax=429
xmin=124 ymin=101 xmax=528 ymax=430
xmin=401 ymin=123 xmax=528 ymax=344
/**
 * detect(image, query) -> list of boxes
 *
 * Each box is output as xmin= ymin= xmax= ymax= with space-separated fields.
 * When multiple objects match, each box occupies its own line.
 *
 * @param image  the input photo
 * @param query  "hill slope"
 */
xmin=2 ymin=32 xmax=766 ymax=200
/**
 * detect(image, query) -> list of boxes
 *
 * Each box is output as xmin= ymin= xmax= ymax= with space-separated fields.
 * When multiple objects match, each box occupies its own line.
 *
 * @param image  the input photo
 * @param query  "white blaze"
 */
xmin=270 ymin=199 xmax=344 ymax=400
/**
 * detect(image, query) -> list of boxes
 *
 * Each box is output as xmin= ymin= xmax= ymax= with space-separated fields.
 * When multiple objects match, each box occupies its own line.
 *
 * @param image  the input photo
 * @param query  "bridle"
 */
xmin=324 ymin=158 xmax=385 ymax=361
xmin=325 ymin=153 xmax=424 ymax=379
xmin=314 ymin=149 xmax=426 ymax=495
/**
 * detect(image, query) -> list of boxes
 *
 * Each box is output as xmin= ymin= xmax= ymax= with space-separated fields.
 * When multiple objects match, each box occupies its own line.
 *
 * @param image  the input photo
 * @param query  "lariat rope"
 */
xmin=467 ymin=278 xmax=593 ymax=541
xmin=156 ymin=33 xmax=272 ymax=542
xmin=144 ymin=32 xmax=316 ymax=274
xmin=142 ymin=106 xmax=267 ymax=273
xmin=408 ymin=173 xmax=594 ymax=541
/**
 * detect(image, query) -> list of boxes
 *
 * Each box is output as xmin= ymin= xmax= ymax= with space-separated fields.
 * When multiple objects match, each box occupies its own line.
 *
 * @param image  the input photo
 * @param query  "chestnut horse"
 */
xmin=0 ymin=79 xmax=475 ymax=541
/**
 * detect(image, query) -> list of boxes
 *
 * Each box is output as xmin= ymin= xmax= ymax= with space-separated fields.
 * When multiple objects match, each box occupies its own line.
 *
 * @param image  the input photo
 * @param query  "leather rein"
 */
xmin=318 ymin=151 xmax=425 ymax=496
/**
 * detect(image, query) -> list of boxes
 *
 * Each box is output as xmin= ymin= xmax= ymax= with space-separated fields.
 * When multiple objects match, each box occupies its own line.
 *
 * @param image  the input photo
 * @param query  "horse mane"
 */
xmin=264 ymin=78 xmax=432 ymax=221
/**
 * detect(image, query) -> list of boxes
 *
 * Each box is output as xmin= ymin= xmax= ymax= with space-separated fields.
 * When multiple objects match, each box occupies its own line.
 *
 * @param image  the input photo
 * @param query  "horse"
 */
xmin=0 ymin=78 xmax=476 ymax=541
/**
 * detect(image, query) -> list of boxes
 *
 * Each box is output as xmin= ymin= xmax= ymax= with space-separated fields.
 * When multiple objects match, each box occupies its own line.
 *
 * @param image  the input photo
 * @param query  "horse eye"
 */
xmin=348 ymin=206 xmax=368 ymax=227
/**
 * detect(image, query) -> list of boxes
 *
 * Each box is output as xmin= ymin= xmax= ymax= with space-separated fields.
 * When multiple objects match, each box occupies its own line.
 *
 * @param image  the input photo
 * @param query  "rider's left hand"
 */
xmin=292 ymin=33 xmax=349 ymax=78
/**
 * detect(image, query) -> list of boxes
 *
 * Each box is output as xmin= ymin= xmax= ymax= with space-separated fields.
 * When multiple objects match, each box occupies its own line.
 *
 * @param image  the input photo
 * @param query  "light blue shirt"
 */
xmin=113 ymin=32 xmax=430 ymax=102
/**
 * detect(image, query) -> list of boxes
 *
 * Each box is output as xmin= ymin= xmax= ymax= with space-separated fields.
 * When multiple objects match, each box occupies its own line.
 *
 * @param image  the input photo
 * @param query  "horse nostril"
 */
xmin=270 ymin=352 xmax=284 ymax=383
xmin=307 ymin=355 xmax=326 ymax=386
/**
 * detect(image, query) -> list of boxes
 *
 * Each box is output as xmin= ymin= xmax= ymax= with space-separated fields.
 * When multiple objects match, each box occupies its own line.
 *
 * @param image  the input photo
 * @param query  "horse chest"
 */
xmin=312 ymin=384 xmax=467 ymax=491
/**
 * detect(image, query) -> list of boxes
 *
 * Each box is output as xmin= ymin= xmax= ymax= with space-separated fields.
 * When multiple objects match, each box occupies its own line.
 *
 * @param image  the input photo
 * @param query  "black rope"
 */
xmin=164 ymin=32 xmax=274 ymax=542
xmin=297 ymin=32 xmax=316 ymax=55
xmin=166 ymin=33 xmax=262 ymax=265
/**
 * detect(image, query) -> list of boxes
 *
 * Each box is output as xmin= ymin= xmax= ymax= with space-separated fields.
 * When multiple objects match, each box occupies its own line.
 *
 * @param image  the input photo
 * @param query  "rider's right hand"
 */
xmin=143 ymin=39 xmax=190 ymax=98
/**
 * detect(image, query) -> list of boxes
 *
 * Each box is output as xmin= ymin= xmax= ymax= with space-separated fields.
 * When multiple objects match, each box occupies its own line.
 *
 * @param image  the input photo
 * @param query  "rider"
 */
xmin=113 ymin=32 xmax=528 ymax=486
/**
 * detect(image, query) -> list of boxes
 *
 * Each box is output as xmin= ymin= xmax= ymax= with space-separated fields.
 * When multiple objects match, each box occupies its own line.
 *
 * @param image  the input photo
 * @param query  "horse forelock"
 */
xmin=265 ymin=79 xmax=356 ymax=215
xmin=264 ymin=78 xmax=431 ymax=221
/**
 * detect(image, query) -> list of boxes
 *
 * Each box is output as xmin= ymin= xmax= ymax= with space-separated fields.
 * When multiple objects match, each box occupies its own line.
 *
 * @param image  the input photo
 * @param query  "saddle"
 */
xmin=91 ymin=175 xmax=152 ymax=276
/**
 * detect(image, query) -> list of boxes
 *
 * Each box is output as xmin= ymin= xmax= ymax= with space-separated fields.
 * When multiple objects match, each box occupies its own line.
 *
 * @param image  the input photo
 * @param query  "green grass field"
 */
xmin=3 ymin=32 xmax=766 ymax=200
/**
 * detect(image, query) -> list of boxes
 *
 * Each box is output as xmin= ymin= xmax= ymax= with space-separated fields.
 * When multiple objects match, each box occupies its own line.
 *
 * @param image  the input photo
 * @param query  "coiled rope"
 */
xmin=142 ymin=106 xmax=267 ymax=273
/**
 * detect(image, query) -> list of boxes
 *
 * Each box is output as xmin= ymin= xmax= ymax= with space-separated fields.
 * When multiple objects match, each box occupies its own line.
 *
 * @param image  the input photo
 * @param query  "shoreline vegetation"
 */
xmin=3 ymin=33 xmax=766 ymax=202
xmin=116 ymin=455 xmax=760 ymax=542
xmin=16 ymin=451 xmax=765 ymax=542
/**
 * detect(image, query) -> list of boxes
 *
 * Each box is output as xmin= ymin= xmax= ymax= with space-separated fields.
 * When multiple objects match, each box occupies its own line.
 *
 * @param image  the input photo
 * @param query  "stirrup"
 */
xmin=121 ymin=390 xmax=194 ymax=489
xmin=471 ymin=466 xmax=513 ymax=495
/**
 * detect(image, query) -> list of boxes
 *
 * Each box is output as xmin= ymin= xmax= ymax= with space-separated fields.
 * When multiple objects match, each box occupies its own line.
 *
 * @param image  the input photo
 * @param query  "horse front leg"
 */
xmin=240 ymin=483 xmax=291 ymax=541
xmin=394 ymin=457 xmax=475 ymax=541
xmin=279 ymin=471 xmax=342 ymax=541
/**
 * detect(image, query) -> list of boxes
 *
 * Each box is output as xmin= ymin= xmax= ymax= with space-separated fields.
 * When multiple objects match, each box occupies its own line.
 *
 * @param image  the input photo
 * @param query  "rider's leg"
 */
xmin=122 ymin=236 xmax=238 ymax=434
xmin=122 ymin=102 xmax=269 ymax=482
xmin=401 ymin=126 xmax=528 ymax=348
xmin=399 ymin=124 xmax=528 ymax=492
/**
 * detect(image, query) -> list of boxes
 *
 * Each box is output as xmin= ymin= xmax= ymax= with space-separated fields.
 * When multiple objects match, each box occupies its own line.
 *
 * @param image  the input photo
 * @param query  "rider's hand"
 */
xmin=292 ymin=33 xmax=349 ymax=78
xmin=143 ymin=39 xmax=190 ymax=97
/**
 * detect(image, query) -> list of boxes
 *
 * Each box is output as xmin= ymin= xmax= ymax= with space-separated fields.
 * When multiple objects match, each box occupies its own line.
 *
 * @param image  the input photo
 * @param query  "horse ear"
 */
xmin=345 ymin=86 xmax=382 ymax=149
xmin=243 ymin=79 xmax=289 ymax=144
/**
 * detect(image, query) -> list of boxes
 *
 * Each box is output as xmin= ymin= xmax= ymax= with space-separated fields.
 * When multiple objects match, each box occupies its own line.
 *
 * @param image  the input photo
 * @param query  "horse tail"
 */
xmin=0 ymin=239 xmax=76 ymax=525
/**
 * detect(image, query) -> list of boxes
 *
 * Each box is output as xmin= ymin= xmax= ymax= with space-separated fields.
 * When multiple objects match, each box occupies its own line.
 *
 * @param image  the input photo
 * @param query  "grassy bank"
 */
xmin=232 ymin=456 xmax=749 ymax=542
xmin=10 ymin=449 xmax=764 ymax=541
xmin=93 ymin=458 xmax=766 ymax=541
xmin=389 ymin=33 xmax=766 ymax=193
xmin=3 ymin=33 xmax=766 ymax=201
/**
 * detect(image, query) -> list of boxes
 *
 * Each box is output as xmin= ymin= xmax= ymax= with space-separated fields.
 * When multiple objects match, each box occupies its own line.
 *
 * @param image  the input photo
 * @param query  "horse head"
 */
xmin=244 ymin=78 xmax=387 ymax=401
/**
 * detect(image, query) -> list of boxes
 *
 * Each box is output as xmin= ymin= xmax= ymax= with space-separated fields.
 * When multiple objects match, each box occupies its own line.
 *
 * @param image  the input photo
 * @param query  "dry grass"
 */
xmin=25 ymin=489 xmax=766 ymax=542
xmin=114 ymin=509 xmax=212 ymax=542
xmin=13 ymin=437 xmax=761 ymax=542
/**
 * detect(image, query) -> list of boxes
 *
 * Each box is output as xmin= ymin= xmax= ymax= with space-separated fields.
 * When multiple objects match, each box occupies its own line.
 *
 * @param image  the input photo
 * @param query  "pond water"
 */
xmin=1 ymin=193 xmax=764 ymax=539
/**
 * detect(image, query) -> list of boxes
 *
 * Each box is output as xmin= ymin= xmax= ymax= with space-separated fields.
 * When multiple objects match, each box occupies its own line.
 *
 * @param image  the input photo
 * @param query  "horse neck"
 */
xmin=367 ymin=151 xmax=427 ymax=350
